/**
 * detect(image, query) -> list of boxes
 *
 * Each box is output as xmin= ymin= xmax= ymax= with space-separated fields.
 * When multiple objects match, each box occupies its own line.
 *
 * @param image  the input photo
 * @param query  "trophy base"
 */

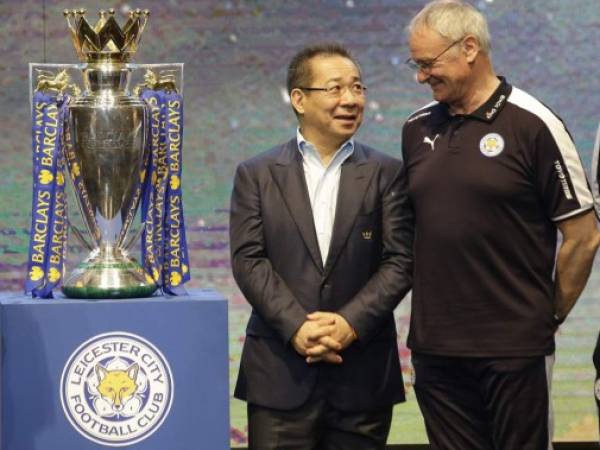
xmin=62 ymin=284 xmax=157 ymax=299
xmin=62 ymin=257 xmax=157 ymax=300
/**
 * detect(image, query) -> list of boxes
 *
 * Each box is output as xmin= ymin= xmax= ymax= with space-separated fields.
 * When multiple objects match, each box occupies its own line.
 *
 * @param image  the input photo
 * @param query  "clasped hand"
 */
xmin=291 ymin=312 xmax=357 ymax=365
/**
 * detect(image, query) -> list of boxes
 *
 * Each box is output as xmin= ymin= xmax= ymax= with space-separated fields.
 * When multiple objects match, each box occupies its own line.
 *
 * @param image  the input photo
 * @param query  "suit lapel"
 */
xmin=324 ymin=144 xmax=376 ymax=275
xmin=269 ymin=139 xmax=324 ymax=271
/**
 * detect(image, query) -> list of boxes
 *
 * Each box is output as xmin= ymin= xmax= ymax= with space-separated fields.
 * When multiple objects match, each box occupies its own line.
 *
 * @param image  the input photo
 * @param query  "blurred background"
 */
xmin=1 ymin=0 xmax=598 ymax=445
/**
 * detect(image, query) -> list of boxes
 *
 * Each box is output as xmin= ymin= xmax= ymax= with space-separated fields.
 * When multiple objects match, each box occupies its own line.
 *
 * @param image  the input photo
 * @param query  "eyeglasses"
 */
xmin=297 ymin=82 xmax=367 ymax=97
xmin=405 ymin=38 xmax=463 ymax=72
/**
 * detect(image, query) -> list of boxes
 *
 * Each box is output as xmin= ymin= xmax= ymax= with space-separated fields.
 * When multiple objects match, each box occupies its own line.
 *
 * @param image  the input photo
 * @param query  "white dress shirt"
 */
xmin=297 ymin=128 xmax=354 ymax=263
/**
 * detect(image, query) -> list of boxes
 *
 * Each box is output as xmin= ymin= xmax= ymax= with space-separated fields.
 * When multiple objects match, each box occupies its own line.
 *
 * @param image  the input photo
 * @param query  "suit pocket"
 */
xmin=353 ymin=207 xmax=382 ymax=246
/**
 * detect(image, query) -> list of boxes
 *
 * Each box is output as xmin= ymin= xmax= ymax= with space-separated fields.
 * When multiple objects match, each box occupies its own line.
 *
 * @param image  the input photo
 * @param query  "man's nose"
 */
xmin=339 ymin=87 xmax=359 ymax=104
xmin=416 ymin=69 xmax=430 ymax=84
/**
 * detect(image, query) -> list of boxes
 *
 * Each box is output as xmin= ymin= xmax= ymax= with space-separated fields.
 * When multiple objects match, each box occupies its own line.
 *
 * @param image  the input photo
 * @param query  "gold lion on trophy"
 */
xmin=134 ymin=69 xmax=178 ymax=96
xmin=35 ymin=69 xmax=81 ymax=96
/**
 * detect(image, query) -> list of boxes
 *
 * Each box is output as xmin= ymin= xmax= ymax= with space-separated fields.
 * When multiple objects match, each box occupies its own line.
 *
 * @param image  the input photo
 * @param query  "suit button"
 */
xmin=323 ymin=282 xmax=331 ymax=289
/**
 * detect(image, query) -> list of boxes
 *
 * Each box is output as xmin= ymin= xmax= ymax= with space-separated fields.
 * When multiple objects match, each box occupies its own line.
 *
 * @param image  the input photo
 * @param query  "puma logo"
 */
xmin=423 ymin=134 xmax=440 ymax=151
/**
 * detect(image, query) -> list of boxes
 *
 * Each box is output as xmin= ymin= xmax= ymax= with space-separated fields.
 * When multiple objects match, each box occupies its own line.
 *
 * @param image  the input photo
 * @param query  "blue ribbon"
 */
xmin=141 ymin=90 xmax=167 ymax=287
xmin=140 ymin=89 xmax=190 ymax=295
xmin=25 ymin=87 xmax=191 ymax=298
xmin=163 ymin=91 xmax=190 ymax=294
xmin=25 ymin=92 xmax=68 ymax=298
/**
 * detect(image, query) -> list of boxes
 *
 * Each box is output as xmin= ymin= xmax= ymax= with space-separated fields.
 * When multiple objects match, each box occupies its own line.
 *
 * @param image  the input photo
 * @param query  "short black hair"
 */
xmin=286 ymin=43 xmax=360 ymax=95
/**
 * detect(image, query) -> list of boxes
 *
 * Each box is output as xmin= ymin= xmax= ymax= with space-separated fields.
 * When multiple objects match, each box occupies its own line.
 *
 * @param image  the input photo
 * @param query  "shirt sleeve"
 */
xmin=532 ymin=117 xmax=594 ymax=222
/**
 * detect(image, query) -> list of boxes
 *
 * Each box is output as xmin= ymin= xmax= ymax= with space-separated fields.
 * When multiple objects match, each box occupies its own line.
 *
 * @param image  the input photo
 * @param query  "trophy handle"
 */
xmin=67 ymin=219 xmax=95 ymax=251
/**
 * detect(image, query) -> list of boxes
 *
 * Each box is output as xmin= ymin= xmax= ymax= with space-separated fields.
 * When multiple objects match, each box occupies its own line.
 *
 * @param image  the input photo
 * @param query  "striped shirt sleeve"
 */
xmin=509 ymin=88 xmax=594 ymax=221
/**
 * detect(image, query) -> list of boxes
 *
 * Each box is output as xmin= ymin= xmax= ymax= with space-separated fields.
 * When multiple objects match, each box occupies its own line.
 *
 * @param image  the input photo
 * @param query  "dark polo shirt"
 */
xmin=402 ymin=77 xmax=594 ymax=357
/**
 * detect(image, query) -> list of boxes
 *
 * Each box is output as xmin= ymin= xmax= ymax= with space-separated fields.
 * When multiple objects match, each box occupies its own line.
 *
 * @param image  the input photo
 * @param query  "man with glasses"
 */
xmin=401 ymin=1 xmax=600 ymax=449
xmin=230 ymin=43 xmax=413 ymax=449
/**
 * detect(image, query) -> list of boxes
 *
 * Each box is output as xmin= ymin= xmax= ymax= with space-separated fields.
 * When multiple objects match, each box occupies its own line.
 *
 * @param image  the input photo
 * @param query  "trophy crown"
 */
xmin=64 ymin=8 xmax=150 ymax=63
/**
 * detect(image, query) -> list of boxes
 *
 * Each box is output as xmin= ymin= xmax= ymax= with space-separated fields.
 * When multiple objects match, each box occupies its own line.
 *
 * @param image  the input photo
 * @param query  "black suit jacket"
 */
xmin=230 ymin=138 xmax=413 ymax=411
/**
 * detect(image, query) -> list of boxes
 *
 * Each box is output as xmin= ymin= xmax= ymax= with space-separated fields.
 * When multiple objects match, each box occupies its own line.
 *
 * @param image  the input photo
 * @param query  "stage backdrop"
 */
xmin=0 ymin=0 xmax=598 ymax=446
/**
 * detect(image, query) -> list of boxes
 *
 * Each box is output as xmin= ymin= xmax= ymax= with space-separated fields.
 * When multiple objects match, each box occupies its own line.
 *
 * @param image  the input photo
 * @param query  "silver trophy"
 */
xmin=62 ymin=8 xmax=155 ymax=298
xmin=30 ymin=8 xmax=171 ymax=299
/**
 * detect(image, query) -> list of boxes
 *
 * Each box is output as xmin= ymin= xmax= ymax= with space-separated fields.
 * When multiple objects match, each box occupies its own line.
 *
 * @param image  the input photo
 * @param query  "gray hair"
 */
xmin=408 ymin=0 xmax=491 ymax=53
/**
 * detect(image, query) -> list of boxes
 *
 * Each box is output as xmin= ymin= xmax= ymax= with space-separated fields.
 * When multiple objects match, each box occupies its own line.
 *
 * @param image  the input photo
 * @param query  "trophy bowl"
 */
xmin=62 ymin=63 xmax=155 ymax=298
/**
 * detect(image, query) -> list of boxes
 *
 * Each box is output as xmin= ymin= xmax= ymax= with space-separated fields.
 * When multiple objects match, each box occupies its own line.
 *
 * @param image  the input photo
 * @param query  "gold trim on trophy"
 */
xmin=133 ymin=69 xmax=178 ymax=96
xmin=34 ymin=69 xmax=81 ymax=96
xmin=64 ymin=8 xmax=150 ymax=63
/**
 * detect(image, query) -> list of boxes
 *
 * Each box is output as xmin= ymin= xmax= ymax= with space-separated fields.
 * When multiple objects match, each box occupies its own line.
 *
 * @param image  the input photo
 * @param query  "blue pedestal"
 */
xmin=0 ymin=289 xmax=229 ymax=450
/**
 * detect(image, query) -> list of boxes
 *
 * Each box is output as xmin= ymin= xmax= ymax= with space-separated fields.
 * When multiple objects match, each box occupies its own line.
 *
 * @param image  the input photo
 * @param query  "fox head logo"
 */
xmin=479 ymin=133 xmax=505 ymax=157
xmin=87 ymin=360 xmax=147 ymax=419
xmin=95 ymin=363 xmax=139 ymax=412
xmin=482 ymin=137 xmax=499 ymax=152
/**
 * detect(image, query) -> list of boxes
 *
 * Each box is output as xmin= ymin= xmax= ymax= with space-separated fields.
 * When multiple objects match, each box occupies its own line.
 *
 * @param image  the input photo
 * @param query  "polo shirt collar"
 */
xmin=469 ymin=76 xmax=512 ymax=122
xmin=434 ymin=76 xmax=512 ymax=124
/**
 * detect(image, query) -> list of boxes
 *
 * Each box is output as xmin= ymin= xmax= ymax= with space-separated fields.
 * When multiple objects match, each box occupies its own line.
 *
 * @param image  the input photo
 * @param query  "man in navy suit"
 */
xmin=230 ymin=43 xmax=413 ymax=449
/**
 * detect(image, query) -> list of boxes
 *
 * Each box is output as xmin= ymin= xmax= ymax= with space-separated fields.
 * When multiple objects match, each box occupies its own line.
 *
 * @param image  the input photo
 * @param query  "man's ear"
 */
xmin=462 ymin=35 xmax=481 ymax=63
xmin=290 ymin=88 xmax=305 ymax=115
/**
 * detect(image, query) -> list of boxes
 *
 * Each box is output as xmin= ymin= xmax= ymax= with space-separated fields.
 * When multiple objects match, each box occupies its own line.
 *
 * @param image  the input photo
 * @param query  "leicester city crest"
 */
xmin=479 ymin=133 xmax=505 ymax=158
xmin=60 ymin=332 xmax=174 ymax=446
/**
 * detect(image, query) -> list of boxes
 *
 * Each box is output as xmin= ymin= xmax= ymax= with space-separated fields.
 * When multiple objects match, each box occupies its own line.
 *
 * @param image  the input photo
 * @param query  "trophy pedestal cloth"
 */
xmin=0 ymin=290 xmax=229 ymax=448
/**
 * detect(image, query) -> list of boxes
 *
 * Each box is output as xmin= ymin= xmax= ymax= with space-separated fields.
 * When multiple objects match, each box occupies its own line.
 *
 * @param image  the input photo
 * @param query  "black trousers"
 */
xmin=247 ymin=390 xmax=393 ymax=450
xmin=412 ymin=352 xmax=553 ymax=450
